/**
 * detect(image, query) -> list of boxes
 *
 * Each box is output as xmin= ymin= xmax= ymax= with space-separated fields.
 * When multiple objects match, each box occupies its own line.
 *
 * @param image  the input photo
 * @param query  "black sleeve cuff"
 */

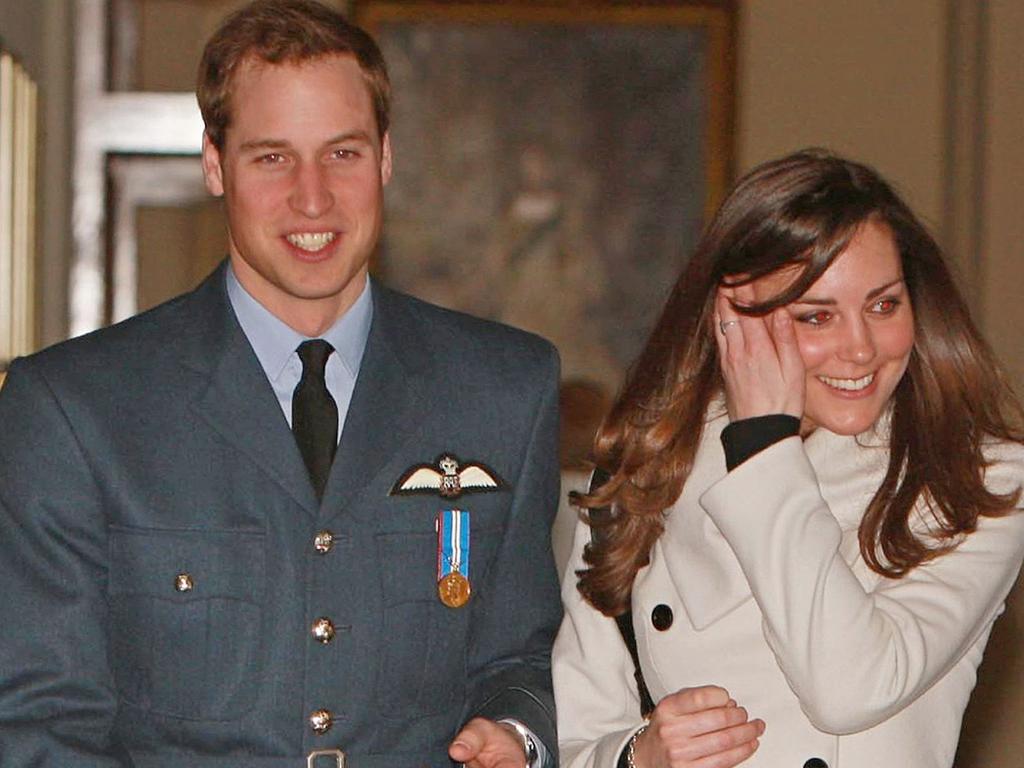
xmin=720 ymin=414 xmax=800 ymax=471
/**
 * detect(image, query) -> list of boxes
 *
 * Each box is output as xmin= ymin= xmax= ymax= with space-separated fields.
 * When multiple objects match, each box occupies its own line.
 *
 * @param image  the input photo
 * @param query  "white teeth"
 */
xmin=818 ymin=373 xmax=875 ymax=391
xmin=286 ymin=232 xmax=335 ymax=252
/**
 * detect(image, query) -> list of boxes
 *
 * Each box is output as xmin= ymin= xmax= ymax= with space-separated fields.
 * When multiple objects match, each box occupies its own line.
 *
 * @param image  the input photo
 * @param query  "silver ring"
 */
xmin=719 ymin=319 xmax=738 ymax=335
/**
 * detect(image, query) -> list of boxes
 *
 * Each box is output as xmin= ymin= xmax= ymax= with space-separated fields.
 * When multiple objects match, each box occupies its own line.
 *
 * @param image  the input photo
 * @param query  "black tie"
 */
xmin=292 ymin=340 xmax=338 ymax=501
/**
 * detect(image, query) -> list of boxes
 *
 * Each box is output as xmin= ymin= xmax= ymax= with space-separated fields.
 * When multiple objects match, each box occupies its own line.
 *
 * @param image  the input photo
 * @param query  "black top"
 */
xmin=721 ymin=414 xmax=801 ymax=471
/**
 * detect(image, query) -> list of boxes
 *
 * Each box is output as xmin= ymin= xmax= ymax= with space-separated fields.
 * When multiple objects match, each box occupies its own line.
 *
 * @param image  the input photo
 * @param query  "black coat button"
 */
xmin=651 ymin=604 xmax=673 ymax=631
xmin=803 ymin=759 xmax=828 ymax=768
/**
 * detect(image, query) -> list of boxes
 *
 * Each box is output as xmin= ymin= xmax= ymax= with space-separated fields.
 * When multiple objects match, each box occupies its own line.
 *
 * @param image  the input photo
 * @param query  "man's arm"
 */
xmin=0 ymin=358 xmax=133 ymax=766
xmin=453 ymin=344 xmax=562 ymax=766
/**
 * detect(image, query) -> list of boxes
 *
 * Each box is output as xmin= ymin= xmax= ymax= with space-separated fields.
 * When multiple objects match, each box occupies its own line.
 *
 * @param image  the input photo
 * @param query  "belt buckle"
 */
xmin=307 ymin=748 xmax=346 ymax=768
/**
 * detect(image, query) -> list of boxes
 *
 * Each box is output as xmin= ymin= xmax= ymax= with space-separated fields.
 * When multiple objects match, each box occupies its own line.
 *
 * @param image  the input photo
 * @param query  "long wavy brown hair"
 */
xmin=578 ymin=148 xmax=1024 ymax=617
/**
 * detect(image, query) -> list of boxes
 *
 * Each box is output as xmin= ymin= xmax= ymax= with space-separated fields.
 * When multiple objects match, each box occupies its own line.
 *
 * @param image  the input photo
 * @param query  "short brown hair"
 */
xmin=197 ymin=0 xmax=390 ymax=149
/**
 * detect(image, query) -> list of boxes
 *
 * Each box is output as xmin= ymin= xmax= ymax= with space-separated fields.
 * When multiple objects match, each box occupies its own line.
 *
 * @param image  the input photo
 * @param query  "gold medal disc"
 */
xmin=437 ymin=572 xmax=471 ymax=608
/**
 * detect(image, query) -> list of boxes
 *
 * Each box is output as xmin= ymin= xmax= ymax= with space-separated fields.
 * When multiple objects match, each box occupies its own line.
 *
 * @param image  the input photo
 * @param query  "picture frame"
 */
xmin=354 ymin=0 xmax=735 ymax=396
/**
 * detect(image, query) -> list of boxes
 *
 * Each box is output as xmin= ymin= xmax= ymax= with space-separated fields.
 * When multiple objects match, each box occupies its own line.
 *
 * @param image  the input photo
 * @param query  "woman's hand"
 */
xmin=630 ymin=685 xmax=764 ymax=768
xmin=715 ymin=285 xmax=805 ymax=422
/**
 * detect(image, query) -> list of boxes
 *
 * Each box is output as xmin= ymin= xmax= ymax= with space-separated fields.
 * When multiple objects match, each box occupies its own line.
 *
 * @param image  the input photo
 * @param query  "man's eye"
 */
xmin=257 ymin=153 xmax=285 ymax=164
xmin=332 ymin=148 xmax=359 ymax=160
xmin=798 ymin=310 xmax=831 ymax=326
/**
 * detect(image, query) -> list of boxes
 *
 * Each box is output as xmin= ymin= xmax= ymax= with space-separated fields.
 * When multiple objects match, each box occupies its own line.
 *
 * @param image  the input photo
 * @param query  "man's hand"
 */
xmin=449 ymin=717 xmax=530 ymax=768
xmin=631 ymin=686 xmax=764 ymax=768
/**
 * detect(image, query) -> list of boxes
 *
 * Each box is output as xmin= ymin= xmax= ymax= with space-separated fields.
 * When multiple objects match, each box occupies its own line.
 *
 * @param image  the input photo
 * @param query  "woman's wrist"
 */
xmin=617 ymin=723 xmax=649 ymax=768
xmin=720 ymin=413 xmax=800 ymax=470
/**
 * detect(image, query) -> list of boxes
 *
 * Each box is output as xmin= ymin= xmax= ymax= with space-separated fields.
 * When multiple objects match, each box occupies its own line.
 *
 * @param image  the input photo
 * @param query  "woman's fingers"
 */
xmin=715 ymin=289 xmax=744 ymax=357
xmin=730 ymin=284 xmax=773 ymax=354
xmin=672 ymin=703 xmax=750 ymax=737
xmin=690 ymin=737 xmax=761 ymax=768
xmin=770 ymin=308 xmax=806 ymax=418
xmin=659 ymin=685 xmax=732 ymax=717
xmin=662 ymin=716 xmax=764 ymax=760
xmin=638 ymin=687 xmax=764 ymax=768
xmin=650 ymin=710 xmax=764 ymax=768
xmin=715 ymin=284 xmax=805 ymax=422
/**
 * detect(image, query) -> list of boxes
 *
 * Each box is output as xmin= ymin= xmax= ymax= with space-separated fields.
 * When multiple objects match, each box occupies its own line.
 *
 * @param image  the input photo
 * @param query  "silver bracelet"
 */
xmin=500 ymin=719 xmax=539 ymax=767
xmin=626 ymin=723 xmax=649 ymax=768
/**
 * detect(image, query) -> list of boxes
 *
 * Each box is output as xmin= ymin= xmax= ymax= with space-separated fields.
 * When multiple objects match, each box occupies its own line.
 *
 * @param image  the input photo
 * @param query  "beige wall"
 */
xmin=978 ymin=0 xmax=1024 ymax=393
xmin=737 ymin=0 xmax=948 ymax=223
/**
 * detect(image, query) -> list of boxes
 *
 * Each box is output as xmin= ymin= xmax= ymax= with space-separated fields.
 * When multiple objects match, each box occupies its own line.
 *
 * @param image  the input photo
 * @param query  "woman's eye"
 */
xmin=798 ymin=310 xmax=832 ymax=326
xmin=871 ymin=298 xmax=900 ymax=314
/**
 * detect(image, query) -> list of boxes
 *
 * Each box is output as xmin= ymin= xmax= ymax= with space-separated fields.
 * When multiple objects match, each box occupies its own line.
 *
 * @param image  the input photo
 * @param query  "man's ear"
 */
xmin=201 ymin=132 xmax=225 ymax=197
xmin=380 ymin=131 xmax=393 ymax=186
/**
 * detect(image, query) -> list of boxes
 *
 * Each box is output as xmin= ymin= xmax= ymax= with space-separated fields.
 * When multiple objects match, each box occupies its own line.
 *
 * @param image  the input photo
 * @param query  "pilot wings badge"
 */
xmin=390 ymin=454 xmax=506 ymax=499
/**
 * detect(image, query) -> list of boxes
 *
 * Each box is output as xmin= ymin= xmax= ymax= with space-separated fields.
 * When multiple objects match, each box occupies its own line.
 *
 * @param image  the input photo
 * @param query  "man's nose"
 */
xmin=290 ymin=163 xmax=334 ymax=218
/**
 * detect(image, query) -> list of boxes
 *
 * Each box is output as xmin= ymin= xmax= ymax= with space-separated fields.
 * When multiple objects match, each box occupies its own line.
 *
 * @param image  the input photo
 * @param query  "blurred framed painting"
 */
xmin=355 ymin=0 xmax=735 ymax=397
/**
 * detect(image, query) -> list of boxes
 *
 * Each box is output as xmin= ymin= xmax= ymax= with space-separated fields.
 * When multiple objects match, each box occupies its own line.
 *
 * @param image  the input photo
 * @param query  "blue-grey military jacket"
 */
xmin=0 ymin=265 xmax=562 ymax=767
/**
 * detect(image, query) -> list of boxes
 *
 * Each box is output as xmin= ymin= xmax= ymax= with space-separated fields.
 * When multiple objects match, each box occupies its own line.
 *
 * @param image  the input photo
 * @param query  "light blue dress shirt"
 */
xmin=225 ymin=265 xmax=372 ymax=441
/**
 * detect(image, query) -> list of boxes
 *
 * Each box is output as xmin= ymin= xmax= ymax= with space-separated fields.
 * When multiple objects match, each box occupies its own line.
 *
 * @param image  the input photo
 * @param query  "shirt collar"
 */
xmin=226 ymin=264 xmax=374 ymax=382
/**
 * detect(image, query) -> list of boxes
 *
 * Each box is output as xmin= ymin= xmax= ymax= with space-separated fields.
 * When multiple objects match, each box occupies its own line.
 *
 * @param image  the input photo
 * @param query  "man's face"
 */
xmin=202 ymin=54 xmax=391 ymax=334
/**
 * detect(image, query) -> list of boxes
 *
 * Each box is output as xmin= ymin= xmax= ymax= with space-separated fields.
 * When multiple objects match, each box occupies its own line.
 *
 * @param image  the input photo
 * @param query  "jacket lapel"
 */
xmin=320 ymin=285 xmax=431 ymax=522
xmin=181 ymin=265 xmax=320 ymax=516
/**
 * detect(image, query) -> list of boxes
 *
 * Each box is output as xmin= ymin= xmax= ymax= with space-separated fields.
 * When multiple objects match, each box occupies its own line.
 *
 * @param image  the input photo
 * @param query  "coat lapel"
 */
xmin=320 ymin=285 xmax=431 ymax=522
xmin=661 ymin=407 xmax=891 ymax=630
xmin=181 ymin=265 xmax=320 ymax=516
xmin=659 ymin=410 xmax=751 ymax=630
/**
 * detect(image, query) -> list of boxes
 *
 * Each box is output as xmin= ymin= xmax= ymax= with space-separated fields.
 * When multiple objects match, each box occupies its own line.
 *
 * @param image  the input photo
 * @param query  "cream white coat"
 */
xmin=554 ymin=412 xmax=1024 ymax=768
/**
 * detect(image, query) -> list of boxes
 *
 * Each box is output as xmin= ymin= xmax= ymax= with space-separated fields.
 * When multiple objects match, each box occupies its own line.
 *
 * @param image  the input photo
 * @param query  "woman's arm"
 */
xmin=711 ymin=282 xmax=1024 ymax=732
xmin=701 ymin=436 xmax=1024 ymax=733
xmin=554 ymin=521 xmax=764 ymax=768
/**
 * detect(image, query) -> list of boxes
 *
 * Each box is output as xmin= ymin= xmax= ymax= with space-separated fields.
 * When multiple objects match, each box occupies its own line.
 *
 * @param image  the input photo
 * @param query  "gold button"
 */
xmin=174 ymin=573 xmax=194 ymax=592
xmin=313 ymin=530 xmax=334 ymax=554
xmin=309 ymin=708 xmax=333 ymax=734
xmin=311 ymin=617 xmax=336 ymax=644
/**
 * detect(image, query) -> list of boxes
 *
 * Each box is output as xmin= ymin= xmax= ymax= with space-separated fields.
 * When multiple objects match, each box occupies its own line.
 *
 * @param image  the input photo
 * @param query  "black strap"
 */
xmin=586 ymin=468 xmax=656 ymax=717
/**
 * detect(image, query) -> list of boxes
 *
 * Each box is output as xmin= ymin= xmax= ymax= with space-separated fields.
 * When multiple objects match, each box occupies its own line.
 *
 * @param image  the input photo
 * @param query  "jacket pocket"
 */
xmin=373 ymin=525 xmax=500 ymax=718
xmin=107 ymin=525 xmax=265 ymax=721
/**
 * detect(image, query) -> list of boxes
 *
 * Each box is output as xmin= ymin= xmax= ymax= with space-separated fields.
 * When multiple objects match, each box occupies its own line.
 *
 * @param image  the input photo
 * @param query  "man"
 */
xmin=0 ymin=1 xmax=561 ymax=766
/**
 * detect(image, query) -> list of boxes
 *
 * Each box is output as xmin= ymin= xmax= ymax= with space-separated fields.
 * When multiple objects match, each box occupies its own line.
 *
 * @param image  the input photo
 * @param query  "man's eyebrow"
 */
xmin=795 ymin=277 xmax=905 ymax=306
xmin=238 ymin=138 xmax=290 ymax=152
xmin=237 ymin=131 xmax=374 ymax=153
xmin=324 ymin=131 xmax=373 ymax=145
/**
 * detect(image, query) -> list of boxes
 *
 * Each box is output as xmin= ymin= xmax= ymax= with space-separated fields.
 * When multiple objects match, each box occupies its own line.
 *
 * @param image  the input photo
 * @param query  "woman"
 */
xmin=554 ymin=149 xmax=1024 ymax=768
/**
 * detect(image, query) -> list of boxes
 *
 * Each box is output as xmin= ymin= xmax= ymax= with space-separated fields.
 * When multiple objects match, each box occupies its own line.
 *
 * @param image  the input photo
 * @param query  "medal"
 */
xmin=436 ymin=509 xmax=471 ymax=608
xmin=437 ymin=571 xmax=472 ymax=608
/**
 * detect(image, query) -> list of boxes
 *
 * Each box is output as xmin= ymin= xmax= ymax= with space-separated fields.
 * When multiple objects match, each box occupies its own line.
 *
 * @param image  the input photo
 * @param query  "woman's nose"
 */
xmin=837 ymin=318 xmax=876 ymax=364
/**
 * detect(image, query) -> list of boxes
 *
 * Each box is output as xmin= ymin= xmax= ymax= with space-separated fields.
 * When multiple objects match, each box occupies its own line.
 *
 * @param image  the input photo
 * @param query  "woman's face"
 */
xmin=751 ymin=219 xmax=915 ymax=436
